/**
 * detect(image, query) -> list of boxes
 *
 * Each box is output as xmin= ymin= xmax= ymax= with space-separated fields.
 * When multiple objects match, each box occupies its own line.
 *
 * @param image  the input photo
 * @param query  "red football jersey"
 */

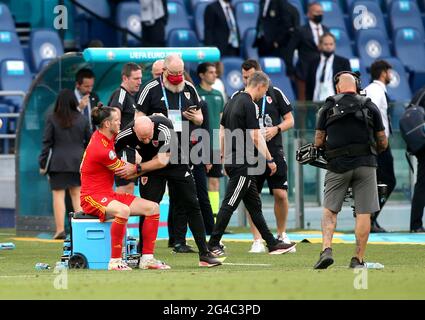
xmin=80 ymin=130 xmax=126 ymax=197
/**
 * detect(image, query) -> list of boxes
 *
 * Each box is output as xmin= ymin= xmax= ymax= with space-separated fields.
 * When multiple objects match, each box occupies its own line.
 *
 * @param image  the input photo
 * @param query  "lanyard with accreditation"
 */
xmin=160 ymin=76 xmax=183 ymax=132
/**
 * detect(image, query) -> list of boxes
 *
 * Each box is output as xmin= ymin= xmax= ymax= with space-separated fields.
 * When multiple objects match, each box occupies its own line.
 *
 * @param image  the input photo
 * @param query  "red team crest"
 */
xmin=141 ymin=176 xmax=148 ymax=185
xmin=152 ymin=140 xmax=159 ymax=147
xmin=267 ymin=96 xmax=273 ymax=104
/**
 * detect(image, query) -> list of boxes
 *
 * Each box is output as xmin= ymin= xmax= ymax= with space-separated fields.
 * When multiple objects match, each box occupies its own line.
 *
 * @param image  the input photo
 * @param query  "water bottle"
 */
xmin=0 ymin=242 xmax=15 ymax=250
xmin=35 ymin=263 xmax=51 ymax=270
xmin=365 ymin=262 xmax=384 ymax=269
xmin=55 ymin=261 xmax=68 ymax=270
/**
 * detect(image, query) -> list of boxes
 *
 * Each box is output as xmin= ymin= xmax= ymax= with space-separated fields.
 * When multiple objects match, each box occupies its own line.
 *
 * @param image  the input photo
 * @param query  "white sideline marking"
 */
xmin=222 ymin=263 xmax=272 ymax=267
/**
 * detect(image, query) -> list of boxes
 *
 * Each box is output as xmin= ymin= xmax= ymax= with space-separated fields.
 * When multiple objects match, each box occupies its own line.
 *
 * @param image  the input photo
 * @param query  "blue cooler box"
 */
xmin=71 ymin=218 xmax=112 ymax=270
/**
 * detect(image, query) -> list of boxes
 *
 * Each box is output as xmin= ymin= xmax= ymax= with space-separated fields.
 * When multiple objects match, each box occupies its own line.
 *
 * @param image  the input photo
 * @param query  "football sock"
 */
xmin=111 ymin=216 xmax=128 ymax=259
xmin=208 ymin=191 xmax=220 ymax=221
xmin=142 ymin=214 xmax=160 ymax=255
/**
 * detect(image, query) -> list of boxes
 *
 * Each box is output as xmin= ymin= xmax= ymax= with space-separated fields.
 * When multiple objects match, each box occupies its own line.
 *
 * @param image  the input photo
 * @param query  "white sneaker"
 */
xmin=139 ymin=258 xmax=171 ymax=270
xmin=278 ymin=232 xmax=296 ymax=253
xmin=108 ymin=258 xmax=132 ymax=271
xmin=248 ymin=240 xmax=266 ymax=253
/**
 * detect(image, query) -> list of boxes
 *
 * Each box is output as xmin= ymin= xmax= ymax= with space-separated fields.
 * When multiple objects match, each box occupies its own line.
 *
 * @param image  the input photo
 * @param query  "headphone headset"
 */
xmin=333 ymin=71 xmax=361 ymax=93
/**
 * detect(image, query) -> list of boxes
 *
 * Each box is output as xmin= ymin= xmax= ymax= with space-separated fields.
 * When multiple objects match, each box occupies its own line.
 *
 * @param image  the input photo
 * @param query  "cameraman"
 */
xmin=313 ymin=72 xmax=388 ymax=269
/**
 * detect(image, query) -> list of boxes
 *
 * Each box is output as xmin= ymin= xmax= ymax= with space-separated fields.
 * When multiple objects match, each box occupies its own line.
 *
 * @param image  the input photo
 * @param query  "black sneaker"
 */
xmin=313 ymin=248 xmax=334 ymax=269
xmin=410 ymin=227 xmax=425 ymax=233
xmin=199 ymin=252 xmax=223 ymax=267
xmin=370 ymin=221 xmax=387 ymax=233
xmin=349 ymin=257 xmax=365 ymax=268
xmin=208 ymin=244 xmax=226 ymax=256
xmin=267 ymin=241 xmax=297 ymax=255
xmin=173 ymin=244 xmax=196 ymax=253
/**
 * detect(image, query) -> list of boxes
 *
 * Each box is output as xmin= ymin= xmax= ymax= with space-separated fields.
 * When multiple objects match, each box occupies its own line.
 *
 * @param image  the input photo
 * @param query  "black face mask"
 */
xmin=322 ymin=50 xmax=334 ymax=58
xmin=312 ymin=14 xmax=323 ymax=24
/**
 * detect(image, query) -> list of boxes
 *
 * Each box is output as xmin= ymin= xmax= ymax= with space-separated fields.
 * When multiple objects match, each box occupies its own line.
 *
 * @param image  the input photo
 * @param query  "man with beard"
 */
xmin=135 ymin=54 xmax=206 ymax=253
xmin=364 ymin=60 xmax=396 ymax=233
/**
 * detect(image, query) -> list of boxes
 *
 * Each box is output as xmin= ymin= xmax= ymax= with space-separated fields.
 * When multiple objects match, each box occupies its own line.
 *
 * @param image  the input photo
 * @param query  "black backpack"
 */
xmin=399 ymin=89 xmax=425 ymax=155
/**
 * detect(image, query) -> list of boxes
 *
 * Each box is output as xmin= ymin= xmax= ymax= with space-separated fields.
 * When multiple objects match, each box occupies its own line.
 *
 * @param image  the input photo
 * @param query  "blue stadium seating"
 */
xmin=0 ymin=104 xmax=10 ymax=153
xmin=193 ymin=0 xmax=212 ymax=42
xmin=221 ymin=57 xmax=244 ymax=97
xmin=242 ymin=28 xmax=259 ymax=60
xmin=166 ymin=1 xmax=192 ymax=39
xmin=116 ymin=2 xmax=142 ymax=47
xmin=393 ymin=28 xmax=425 ymax=73
xmin=288 ymin=0 xmax=306 ymax=25
xmin=260 ymin=57 xmax=296 ymax=102
xmin=75 ymin=0 xmax=110 ymax=18
xmin=232 ymin=0 xmax=259 ymax=6
xmin=385 ymin=57 xmax=412 ymax=102
xmin=167 ymin=29 xmax=200 ymax=47
xmin=29 ymin=29 xmax=64 ymax=72
xmin=330 ymin=27 xmax=355 ymax=58
xmin=356 ymin=28 xmax=391 ymax=67
xmin=0 ymin=60 xmax=32 ymax=111
xmin=389 ymin=0 xmax=425 ymax=38
xmin=0 ymin=31 xmax=24 ymax=63
xmin=234 ymin=1 xmax=259 ymax=41
xmin=349 ymin=0 xmax=388 ymax=38
xmin=0 ymin=3 xmax=15 ymax=31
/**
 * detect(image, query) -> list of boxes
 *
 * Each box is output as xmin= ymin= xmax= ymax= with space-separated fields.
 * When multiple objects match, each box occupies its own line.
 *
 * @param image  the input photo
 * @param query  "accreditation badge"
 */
xmin=168 ymin=109 xmax=182 ymax=132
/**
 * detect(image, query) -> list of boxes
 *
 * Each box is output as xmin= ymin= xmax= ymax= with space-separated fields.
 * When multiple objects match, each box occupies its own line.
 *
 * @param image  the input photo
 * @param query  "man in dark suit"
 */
xmin=74 ymin=68 xmax=100 ymax=132
xmin=306 ymin=33 xmax=351 ymax=102
xmin=254 ymin=0 xmax=300 ymax=58
xmin=285 ymin=2 xmax=329 ymax=101
xmin=204 ymin=0 xmax=240 ymax=57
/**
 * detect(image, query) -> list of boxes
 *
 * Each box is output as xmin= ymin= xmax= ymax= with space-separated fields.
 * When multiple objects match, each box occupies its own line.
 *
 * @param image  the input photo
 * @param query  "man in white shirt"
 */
xmin=364 ymin=60 xmax=396 ymax=233
xmin=74 ymin=68 xmax=100 ymax=132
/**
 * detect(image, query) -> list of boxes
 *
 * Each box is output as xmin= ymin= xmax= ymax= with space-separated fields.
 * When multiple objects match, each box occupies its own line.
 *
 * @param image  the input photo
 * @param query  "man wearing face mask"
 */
xmin=136 ymin=54 xmax=205 ymax=252
xmin=284 ymin=2 xmax=329 ymax=101
xmin=364 ymin=60 xmax=396 ymax=233
xmin=306 ymin=33 xmax=351 ymax=102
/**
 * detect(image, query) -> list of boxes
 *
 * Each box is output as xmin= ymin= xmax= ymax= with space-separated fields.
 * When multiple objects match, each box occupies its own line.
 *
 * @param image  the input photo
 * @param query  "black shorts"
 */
xmin=206 ymin=163 xmax=224 ymax=178
xmin=114 ymin=148 xmax=137 ymax=187
xmin=49 ymin=172 xmax=80 ymax=190
xmin=255 ymin=157 xmax=288 ymax=194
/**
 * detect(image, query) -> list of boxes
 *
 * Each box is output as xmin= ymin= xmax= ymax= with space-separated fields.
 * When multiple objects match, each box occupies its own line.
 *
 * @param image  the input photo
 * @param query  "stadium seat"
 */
xmin=356 ymin=28 xmax=391 ymax=67
xmin=193 ymin=0 xmax=213 ymax=42
xmin=29 ymin=29 xmax=64 ymax=72
xmin=0 ymin=60 xmax=32 ymax=111
xmin=259 ymin=57 xmax=296 ymax=102
xmin=389 ymin=0 xmax=425 ymax=38
xmin=242 ymin=28 xmax=259 ymax=60
xmin=393 ymin=28 xmax=425 ymax=73
xmin=385 ymin=57 xmax=412 ymax=103
xmin=234 ymin=1 xmax=260 ymax=41
xmin=288 ymin=0 xmax=306 ymax=25
xmin=167 ymin=29 xmax=200 ymax=47
xmin=330 ymin=27 xmax=355 ymax=59
xmin=221 ymin=57 xmax=245 ymax=97
xmin=232 ymin=0 xmax=259 ymax=6
xmin=0 ymin=3 xmax=16 ymax=31
xmin=349 ymin=0 xmax=388 ymax=38
xmin=166 ymin=1 xmax=191 ymax=40
xmin=0 ymin=31 xmax=24 ymax=63
xmin=116 ymin=2 xmax=142 ymax=47
xmin=0 ymin=104 xmax=10 ymax=153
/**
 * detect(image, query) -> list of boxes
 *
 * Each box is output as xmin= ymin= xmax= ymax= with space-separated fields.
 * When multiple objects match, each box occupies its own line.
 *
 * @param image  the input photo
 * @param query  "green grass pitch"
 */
xmin=0 ymin=229 xmax=424 ymax=300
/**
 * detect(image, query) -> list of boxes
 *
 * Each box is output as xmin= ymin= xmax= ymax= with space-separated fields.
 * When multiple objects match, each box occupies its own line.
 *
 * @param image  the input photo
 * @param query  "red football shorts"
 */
xmin=81 ymin=192 xmax=136 ymax=222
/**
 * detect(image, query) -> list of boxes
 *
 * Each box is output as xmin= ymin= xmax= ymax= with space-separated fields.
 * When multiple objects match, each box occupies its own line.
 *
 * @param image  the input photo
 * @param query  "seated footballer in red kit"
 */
xmin=80 ymin=106 xmax=170 ymax=271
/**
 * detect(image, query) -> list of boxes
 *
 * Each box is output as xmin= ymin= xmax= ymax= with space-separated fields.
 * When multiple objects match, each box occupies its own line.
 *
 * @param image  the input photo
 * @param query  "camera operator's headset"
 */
xmin=333 ymin=71 xmax=362 ymax=94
